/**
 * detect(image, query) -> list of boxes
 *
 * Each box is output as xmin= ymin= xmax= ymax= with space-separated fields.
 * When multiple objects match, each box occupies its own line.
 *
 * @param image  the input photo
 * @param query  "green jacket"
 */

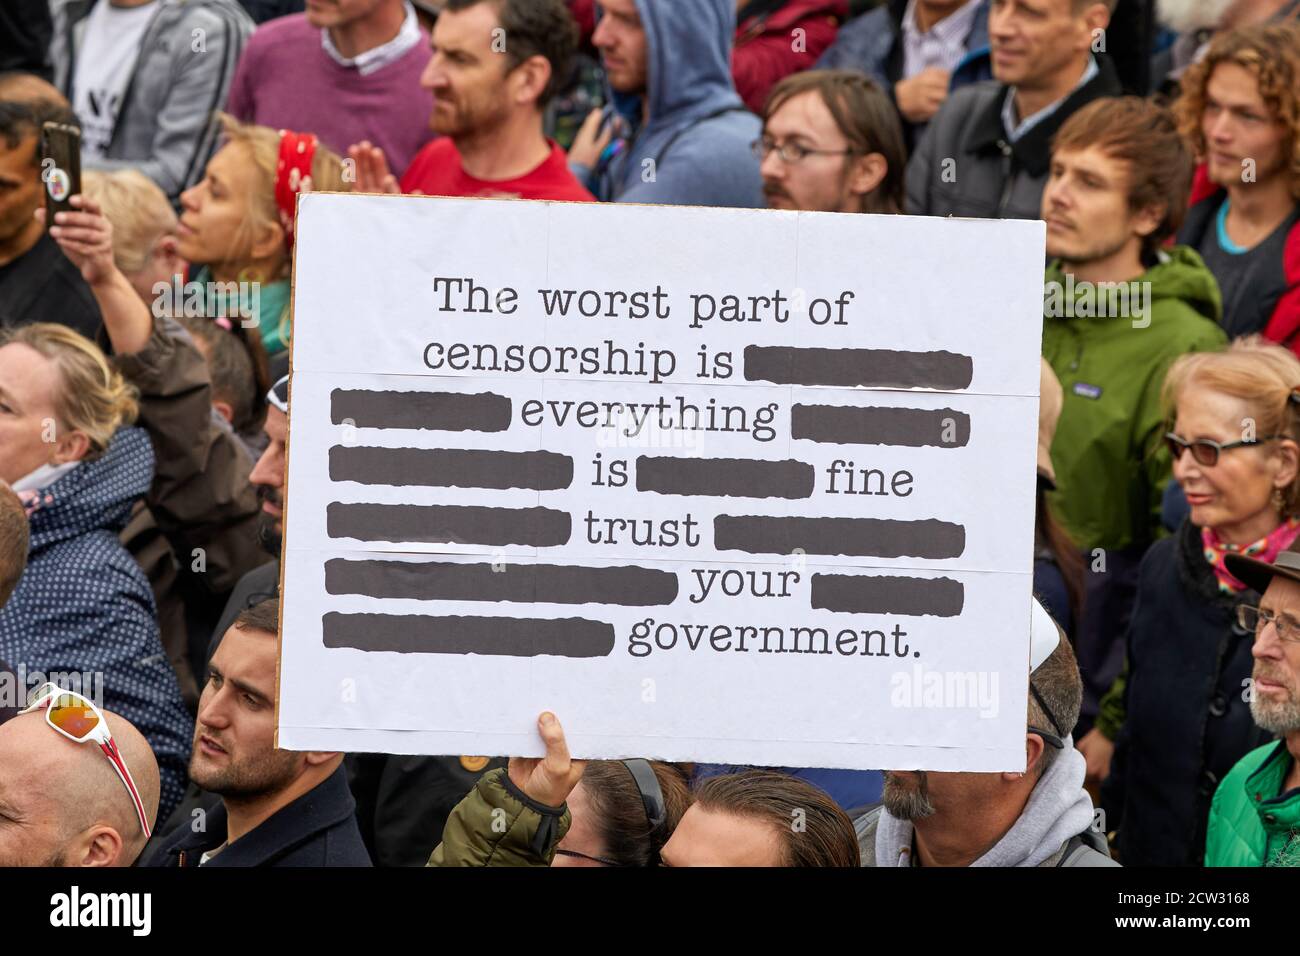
xmin=1205 ymin=741 xmax=1300 ymax=867
xmin=1042 ymin=247 xmax=1225 ymax=553
xmin=427 ymin=768 xmax=570 ymax=867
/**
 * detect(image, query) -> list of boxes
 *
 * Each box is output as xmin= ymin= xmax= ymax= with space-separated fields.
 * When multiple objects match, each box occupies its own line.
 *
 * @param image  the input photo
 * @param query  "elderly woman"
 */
xmin=0 ymin=323 xmax=192 ymax=820
xmin=1101 ymin=338 xmax=1300 ymax=866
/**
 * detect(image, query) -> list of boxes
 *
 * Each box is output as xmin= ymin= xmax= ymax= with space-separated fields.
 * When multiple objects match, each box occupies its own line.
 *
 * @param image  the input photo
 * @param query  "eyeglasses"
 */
xmin=1164 ymin=432 xmax=1286 ymax=467
xmin=1028 ymin=726 xmax=1066 ymax=750
xmin=1237 ymin=604 xmax=1300 ymax=644
xmin=19 ymin=683 xmax=152 ymax=838
xmin=751 ymin=136 xmax=858 ymax=164
xmin=553 ymin=848 xmax=625 ymax=867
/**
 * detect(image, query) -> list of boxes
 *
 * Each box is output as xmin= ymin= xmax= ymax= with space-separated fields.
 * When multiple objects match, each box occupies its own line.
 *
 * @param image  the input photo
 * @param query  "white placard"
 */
xmin=279 ymin=193 xmax=1046 ymax=772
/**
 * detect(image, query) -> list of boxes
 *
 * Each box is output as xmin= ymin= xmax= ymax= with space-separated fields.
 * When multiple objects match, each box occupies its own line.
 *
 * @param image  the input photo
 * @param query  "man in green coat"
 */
xmin=1038 ymin=97 xmax=1226 ymax=737
xmin=1205 ymin=541 xmax=1300 ymax=867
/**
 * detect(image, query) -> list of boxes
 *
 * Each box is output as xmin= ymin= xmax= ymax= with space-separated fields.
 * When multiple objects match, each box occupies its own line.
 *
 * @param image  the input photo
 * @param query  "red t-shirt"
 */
xmin=399 ymin=138 xmax=595 ymax=202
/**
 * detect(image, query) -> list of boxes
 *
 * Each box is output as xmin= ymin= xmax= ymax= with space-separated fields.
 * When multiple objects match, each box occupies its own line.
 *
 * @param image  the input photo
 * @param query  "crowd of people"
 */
xmin=0 ymin=0 xmax=1298 ymax=868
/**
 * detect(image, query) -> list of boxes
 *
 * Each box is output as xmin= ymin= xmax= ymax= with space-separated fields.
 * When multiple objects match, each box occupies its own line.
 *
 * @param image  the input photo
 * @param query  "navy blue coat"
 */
xmin=1102 ymin=519 xmax=1274 ymax=866
xmin=0 ymin=427 xmax=192 ymax=819
xmin=147 ymin=764 xmax=373 ymax=867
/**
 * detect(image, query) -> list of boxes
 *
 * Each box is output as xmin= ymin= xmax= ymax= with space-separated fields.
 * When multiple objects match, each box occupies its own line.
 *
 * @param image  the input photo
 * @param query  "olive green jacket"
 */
xmin=427 ymin=768 xmax=570 ymax=867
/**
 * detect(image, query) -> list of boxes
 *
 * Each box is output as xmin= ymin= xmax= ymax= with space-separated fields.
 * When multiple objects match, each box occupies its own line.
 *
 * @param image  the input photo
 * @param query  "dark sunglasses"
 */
xmin=1164 ymin=432 xmax=1285 ymax=468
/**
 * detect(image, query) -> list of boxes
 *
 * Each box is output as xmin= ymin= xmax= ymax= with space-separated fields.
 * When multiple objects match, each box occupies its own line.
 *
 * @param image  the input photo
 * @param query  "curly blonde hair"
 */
xmin=0 ymin=323 xmax=138 ymax=460
xmin=1174 ymin=23 xmax=1300 ymax=201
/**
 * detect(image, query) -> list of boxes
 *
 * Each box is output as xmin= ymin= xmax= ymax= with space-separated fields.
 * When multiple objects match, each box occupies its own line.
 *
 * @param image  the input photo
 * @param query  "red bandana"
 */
xmin=274 ymin=129 xmax=318 ymax=252
xmin=1203 ymin=516 xmax=1300 ymax=593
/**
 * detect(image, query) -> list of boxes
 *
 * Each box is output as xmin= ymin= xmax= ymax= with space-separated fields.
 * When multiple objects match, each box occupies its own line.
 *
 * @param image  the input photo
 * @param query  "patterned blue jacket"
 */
xmin=0 ymin=426 xmax=192 ymax=821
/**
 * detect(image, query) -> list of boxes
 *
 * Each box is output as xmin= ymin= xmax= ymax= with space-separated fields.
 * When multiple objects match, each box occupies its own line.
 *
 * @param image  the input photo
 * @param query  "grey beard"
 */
xmin=1250 ymin=692 xmax=1300 ymax=736
xmin=882 ymin=771 xmax=937 ymax=821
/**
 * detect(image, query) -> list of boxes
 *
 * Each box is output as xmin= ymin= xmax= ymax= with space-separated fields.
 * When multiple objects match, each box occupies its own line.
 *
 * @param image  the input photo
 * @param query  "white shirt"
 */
xmin=1001 ymin=55 xmax=1098 ymax=143
xmin=72 ymin=0 xmax=161 ymax=157
xmin=12 ymin=461 xmax=79 ymax=493
xmin=901 ymin=0 xmax=982 ymax=78
xmin=321 ymin=2 xmax=421 ymax=77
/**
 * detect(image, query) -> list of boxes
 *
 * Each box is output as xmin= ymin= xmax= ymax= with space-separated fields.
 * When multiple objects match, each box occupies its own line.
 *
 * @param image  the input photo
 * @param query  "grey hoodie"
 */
xmin=578 ymin=0 xmax=764 ymax=207
xmin=859 ymin=743 xmax=1118 ymax=867
xmin=51 ymin=0 xmax=253 ymax=201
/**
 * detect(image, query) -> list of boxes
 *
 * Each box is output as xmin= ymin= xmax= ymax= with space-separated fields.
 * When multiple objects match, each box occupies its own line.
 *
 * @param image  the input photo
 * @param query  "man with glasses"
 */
xmin=1040 ymin=96 xmax=1226 ymax=739
xmin=1205 ymin=539 xmax=1300 ymax=865
xmin=0 ymin=693 xmax=160 ymax=866
xmin=755 ymin=70 xmax=908 ymax=215
xmin=856 ymin=600 xmax=1118 ymax=866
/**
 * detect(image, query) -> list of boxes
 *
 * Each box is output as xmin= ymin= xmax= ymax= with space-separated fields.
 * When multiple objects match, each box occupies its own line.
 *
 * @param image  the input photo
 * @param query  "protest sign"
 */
xmin=279 ymin=194 xmax=1046 ymax=771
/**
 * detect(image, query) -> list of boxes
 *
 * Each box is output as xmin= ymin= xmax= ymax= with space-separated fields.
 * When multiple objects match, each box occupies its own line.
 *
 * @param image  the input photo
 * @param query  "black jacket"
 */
xmin=906 ymin=56 xmax=1122 ymax=220
xmin=146 ymin=764 xmax=372 ymax=867
xmin=1101 ymin=519 xmax=1273 ymax=866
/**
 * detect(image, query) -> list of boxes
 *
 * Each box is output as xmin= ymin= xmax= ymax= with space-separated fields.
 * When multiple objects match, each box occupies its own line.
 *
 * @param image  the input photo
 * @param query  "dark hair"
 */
xmin=177 ymin=315 xmax=269 ymax=434
xmin=0 ymin=483 xmax=28 ymax=607
xmin=0 ymin=98 xmax=79 ymax=164
xmin=234 ymin=597 xmax=280 ymax=636
xmin=1036 ymin=484 xmax=1084 ymax=628
xmin=1052 ymin=96 xmax=1193 ymax=257
xmin=1028 ymin=621 xmax=1083 ymax=774
xmin=579 ymin=760 xmax=691 ymax=866
xmin=442 ymin=0 xmax=578 ymax=106
xmin=762 ymin=70 xmax=907 ymax=215
xmin=691 ymin=770 xmax=860 ymax=867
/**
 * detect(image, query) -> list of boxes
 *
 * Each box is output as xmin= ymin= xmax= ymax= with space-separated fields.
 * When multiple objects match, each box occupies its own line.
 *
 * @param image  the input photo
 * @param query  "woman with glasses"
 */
xmin=429 ymin=712 xmax=692 ymax=867
xmin=1098 ymin=337 xmax=1300 ymax=866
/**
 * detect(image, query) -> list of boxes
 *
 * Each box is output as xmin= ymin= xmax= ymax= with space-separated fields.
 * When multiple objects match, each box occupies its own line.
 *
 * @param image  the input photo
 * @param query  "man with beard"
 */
xmin=1040 ymin=97 xmax=1224 ymax=741
xmin=148 ymin=598 xmax=371 ymax=866
xmin=207 ymin=376 xmax=289 ymax=660
xmin=757 ymin=69 xmax=907 ymax=214
xmin=348 ymin=0 xmax=594 ymax=200
xmin=1173 ymin=24 xmax=1300 ymax=351
xmin=856 ymin=600 xmax=1117 ymax=866
xmin=1206 ymin=541 xmax=1300 ymax=866
xmin=193 ymin=376 xmax=507 ymax=867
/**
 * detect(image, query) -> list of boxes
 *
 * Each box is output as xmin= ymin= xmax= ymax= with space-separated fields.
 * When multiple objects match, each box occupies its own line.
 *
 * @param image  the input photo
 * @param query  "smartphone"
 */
xmin=40 ymin=121 xmax=82 ymax=230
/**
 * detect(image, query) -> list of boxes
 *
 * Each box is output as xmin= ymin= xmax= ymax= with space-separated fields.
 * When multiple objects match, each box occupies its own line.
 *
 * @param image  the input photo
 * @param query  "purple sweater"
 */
xmin=227 ymin=13 xmax=433 ymax=175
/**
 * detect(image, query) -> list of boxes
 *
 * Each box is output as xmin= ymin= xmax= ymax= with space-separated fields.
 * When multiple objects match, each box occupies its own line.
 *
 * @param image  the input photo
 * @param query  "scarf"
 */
xmin=1202 ymin=516 xmax=1300 ymax=594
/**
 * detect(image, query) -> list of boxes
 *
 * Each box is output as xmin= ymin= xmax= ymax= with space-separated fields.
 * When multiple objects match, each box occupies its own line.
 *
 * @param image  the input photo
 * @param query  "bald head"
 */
xmin=0 ymin=481 xmax=28 ymax=608
xmin=0 ymin=72 xmax=70 ymax=108
xmin=0 ymin=706 xmax=160 ymax=866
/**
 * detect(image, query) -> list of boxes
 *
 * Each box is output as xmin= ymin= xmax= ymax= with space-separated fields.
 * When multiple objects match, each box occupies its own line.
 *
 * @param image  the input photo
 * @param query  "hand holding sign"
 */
xmin=507 ymin=712 xmax=585 ymax=808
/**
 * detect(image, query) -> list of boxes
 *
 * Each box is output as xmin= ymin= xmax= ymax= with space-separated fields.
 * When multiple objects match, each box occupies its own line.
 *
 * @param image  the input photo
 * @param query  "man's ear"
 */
xmin=511 ymin=55 xmax=552 ymax=108
xmin=848 ymin=152 xmax=888 ymax=202
xmin=74 ymin=825 xmax=126 ymax=867
xmin=1023 ymin=732 xmax=1048 ymax=777
xmin=212 ymin=399 xmax=235 ymax=425
xmin=1081 ymin=2 xmax=1111 ymax=44
xmin=1132 ymin=202 xmax=1166 ymax=240
xmin=303 ymin=750 xmax=341 ymax=768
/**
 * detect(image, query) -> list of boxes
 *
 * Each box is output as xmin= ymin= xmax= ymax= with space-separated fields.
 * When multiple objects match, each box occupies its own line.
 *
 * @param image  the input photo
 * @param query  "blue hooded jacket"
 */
xmin=578 ymin=0 xmax=764 ymax=207
xmin=0 ymin=427 xmax=193 ymax=821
